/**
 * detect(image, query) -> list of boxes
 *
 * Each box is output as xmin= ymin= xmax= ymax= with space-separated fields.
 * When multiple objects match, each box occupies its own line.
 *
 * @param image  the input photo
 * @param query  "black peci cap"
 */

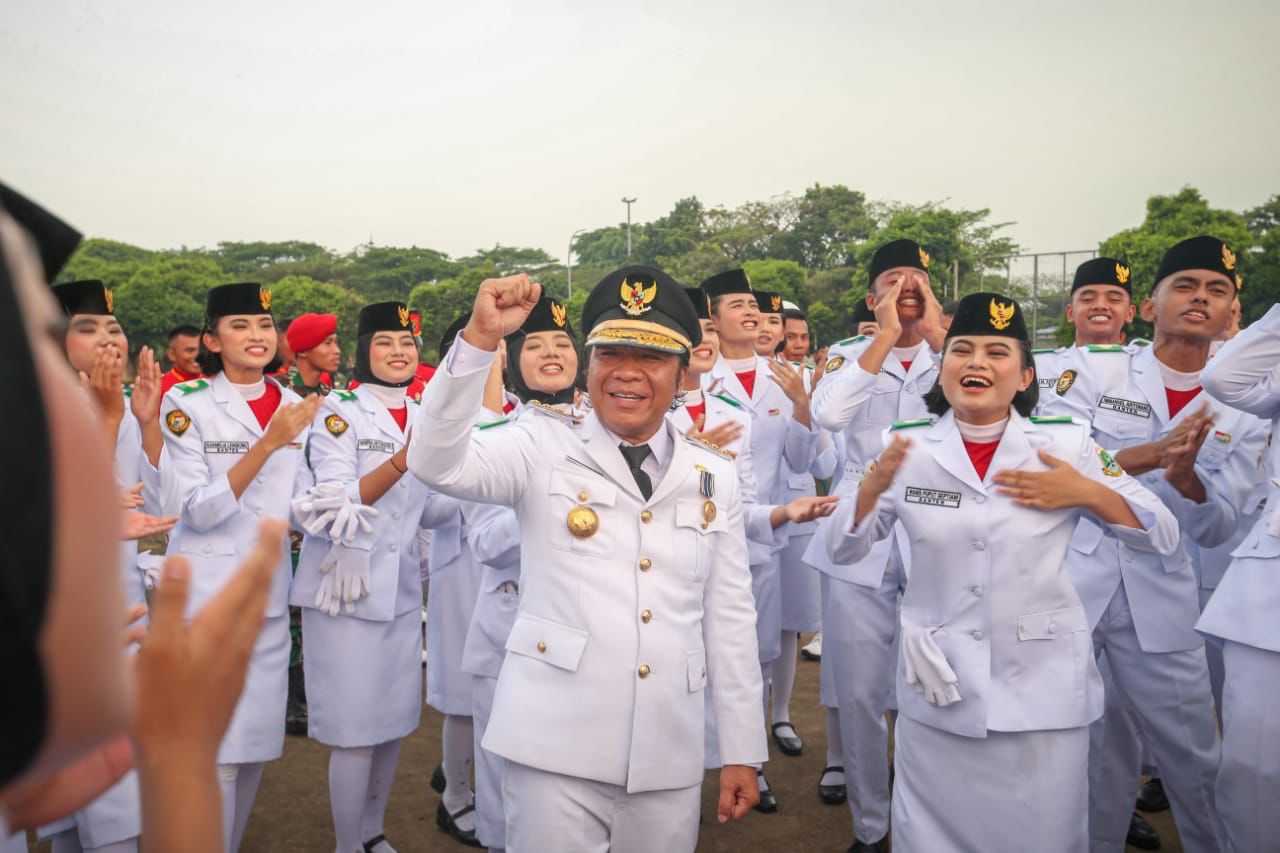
xmin=684 ymin=287 xmax=711 ymax=321
xmin=1072 ymin=257 xmax=1133 ymax=294
xmin=438 ymin=312 xmax=471 ymax=359
xmin=1154 ymin=236 xmax=1241 ymax=290
xmin=868 ymin=238 xmax=930 ymax=284
xmin=946 ymin=292 xmax=1028 ymax=342
xmin=358 ymin=301 xmax=413 ymax=337
xmin=509 ymin=296 xmax=573 ymax=339
xmin=582 ymin=265 xmax=701 ymax=354
xmin=206 ymin=282 xmax=272 ymax=323
xmin=755 ymin=290 xmax=784 ymax=315
xmin=699 ymin=268 xmax=753 ymax=299
xmin=52 ymin=279 xmax=114 ymax=316
xmin=0 ymin=182 xmax=82 ymax=280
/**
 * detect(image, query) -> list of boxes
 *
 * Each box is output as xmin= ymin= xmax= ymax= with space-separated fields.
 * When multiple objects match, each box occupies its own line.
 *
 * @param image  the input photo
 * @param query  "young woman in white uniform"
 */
xmin=41 ymin=280 xmax=178 ymax=853
xmin=292 ymin=301 xmax=427 ymax=853
xmin=826 ymin=293 xmax=1178 ymax=853
xmin=462 ymin=296 xmax=580 ymax=852
xmin=160 ymin=282 xmax=321 ymax=852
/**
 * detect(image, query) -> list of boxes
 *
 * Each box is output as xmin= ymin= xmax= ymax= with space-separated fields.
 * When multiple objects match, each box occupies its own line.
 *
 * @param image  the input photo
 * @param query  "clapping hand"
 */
xmin=686 ymin=414 xmax=743 ymax=455
xmin=129 ymin=346 xmax=163 ymax=422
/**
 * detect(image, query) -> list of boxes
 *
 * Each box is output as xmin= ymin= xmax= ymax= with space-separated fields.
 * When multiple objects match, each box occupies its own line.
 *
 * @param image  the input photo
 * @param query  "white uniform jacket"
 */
xmin=804 ymin=335 xmax=939 ymax=586
xmin=160 ymin=374 xmax=310 ymax=619
xmin=1042 ymin=343 xmax=1269 ymax=652
xmin=407 ymin=357 xmax=767 ymax=793
xmin=706 ymin=356 xmax=819 ymax=513
xmin=1198 ymin=303 xmax=1280 ymax=652
xmin=291 ymin=387 xmax=427 ymax=621
xmin=668 ymin=391 xmax=784 ymax=556
xmin=826 ymin=412 xmax=1179 ymax=738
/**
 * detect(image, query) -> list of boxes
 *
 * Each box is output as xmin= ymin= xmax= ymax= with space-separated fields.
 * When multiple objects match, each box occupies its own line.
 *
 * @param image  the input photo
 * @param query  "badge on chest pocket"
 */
xmin=548 ymin=465 xmax=615 ymax=556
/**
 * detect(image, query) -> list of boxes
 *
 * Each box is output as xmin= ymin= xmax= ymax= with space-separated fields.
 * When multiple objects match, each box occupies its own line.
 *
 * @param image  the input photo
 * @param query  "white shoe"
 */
xmin=801 ymin=631 xmax=822 ymax=661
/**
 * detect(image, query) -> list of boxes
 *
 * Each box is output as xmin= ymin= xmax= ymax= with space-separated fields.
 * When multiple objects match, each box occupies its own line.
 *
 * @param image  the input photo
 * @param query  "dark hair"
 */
xmin=782 ymin=308 xmax=806 ymax=322
xmin=168 ymin=324 xmax=201 ymax=340
xmin=923 ymin=338 xmax=1039 ymax=418
xmin=196 ymin=316 xmax=279 ymax=377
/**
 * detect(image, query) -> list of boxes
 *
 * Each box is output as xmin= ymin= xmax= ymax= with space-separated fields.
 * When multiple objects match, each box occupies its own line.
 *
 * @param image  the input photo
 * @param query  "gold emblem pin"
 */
xmin=567 ymin=505 xmax=600 ymax=538
xmin=701 ymin=500 xmax=717 ymax=529
xmin=1055 ymin=369 xmax=1076 ymax=395
xmin=551 ymin=301 xmax=567 ymax=327
xmin=398 ymin=305 xmax=410 ymax=327
xmin=165 ymin=409 xmax=191 ymax=436
xmin=619 ymin=278 xmax=658 ymax=317
xmin=1222 ymin=243 xmax=1236 ymax=271
xmin=104 ymin=288 xmax=115 ymax=314
xmin=260 ymin=287 xmax=272 ymax=311
xmin=1115 ymin=263 xmax=1130 ymax=285
xmin=918 ymin=247 xmax=931 ymax=269
xmin=989 ymin=298 xmax=1015 ymax=331
xmin=771 ymin=295 xmax=781 ymax=312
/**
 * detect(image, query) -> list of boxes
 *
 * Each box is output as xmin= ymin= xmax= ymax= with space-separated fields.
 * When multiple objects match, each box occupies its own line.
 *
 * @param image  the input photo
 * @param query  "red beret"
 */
xmin=286 ymin=313 xmax=337 ymax=353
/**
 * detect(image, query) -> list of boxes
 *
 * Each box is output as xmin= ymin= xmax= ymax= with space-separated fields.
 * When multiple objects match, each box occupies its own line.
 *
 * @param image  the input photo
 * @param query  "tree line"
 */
xmin=57 ymin=184 xmax=1280 ymax=363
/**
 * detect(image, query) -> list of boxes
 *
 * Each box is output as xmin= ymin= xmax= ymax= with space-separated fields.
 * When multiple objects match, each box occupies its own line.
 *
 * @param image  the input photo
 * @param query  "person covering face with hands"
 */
xmin=826 ymin=292 xmax=1178 ymax=853
xmin=408 ymin=267 xmax=766 ymax=852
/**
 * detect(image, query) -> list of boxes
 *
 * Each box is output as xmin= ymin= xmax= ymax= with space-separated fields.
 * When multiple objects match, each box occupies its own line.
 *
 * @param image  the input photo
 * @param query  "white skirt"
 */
xmin=219 ymin=614 xmax=290 ymax=764
xmin=892 ymin=715 xmax=1088 ymax=853
xmin=750 ymin=553 xmax=782 ymax=663
xmin=302 ymin=607 xmax=423 ymax=747
xmin=426 ymin=551 xmax=484 ymax=714
xmin=779 ymin=532 xmax=822 ymax=632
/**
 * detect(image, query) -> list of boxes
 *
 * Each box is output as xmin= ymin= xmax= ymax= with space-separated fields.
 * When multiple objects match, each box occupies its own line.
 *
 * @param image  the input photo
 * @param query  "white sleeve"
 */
xmin=1201 ymin=303 xmax=1280 ymax=419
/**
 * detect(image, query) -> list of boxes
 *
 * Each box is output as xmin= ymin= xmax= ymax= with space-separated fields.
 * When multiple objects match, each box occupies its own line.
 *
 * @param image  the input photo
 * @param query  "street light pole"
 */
xmin=567 ymin=228 xmax=586 ymax=300
xmin=621 ymin=197 xmax=636 ymax=258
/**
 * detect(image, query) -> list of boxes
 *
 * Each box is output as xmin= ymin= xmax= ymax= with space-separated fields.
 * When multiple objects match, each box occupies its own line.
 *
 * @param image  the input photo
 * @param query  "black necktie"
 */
xmin=618 ymin=443 xmax=653 ymax=500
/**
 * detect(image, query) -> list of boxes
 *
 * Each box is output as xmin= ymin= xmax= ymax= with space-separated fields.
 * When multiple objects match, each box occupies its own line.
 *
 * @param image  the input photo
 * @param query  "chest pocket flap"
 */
xmin=675 ymin=498 xmax=730 ymax=535
xmin=1093 ymin=407 xmax=1150 ymax=441
xmin=549 ymin=465 xmax=618 ymax=508
xmin=505 ymin=613 xmax=589 ymax=672
xmin=178 ymin=531 xmax=236 ymax=557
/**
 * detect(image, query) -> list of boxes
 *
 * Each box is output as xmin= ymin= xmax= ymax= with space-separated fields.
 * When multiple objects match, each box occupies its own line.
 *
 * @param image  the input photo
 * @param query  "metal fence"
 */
xmin=969 ymin=250 xmax=1099 ymax=347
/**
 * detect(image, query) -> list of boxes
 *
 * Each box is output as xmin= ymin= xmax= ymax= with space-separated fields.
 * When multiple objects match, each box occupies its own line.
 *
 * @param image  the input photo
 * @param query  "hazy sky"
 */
xmin=4 ymin=0 xmax=1278 ymax=264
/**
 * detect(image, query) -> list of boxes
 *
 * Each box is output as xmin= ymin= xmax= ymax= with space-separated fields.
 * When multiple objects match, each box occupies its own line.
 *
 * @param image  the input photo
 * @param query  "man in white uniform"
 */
xmin=408 ymin=266 xmax=766 ymax=852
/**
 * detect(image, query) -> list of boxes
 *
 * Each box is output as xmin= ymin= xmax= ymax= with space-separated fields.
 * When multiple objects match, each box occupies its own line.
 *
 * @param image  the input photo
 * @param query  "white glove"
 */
xmin=902 ymin=624 xmax=962 ymax=706
xmin=314 ymin=543 xmax=371 ymax=615
xmin=330 ymin=500 xmax=379 ymax=543
xmin=292 ymin=483 xmax=347 ymax=537
xmin=137 ymin=551 xmax=166 ymax=592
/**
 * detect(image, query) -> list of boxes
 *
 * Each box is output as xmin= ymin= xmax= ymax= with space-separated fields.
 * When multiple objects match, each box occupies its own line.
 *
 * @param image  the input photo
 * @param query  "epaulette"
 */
xmin=1029 ymin=415 xmax=1075 ymax=425
xmin=1130 ymin=338 xmax=1152 ymax=347
xmin=1031 ymin=347 xmax=1059 ymax=354
xmin=683 ymin=433 xmax=733 ymax=459
xmin=712 ymin=391 xmax=744 ymax=410
xmin=526 ymin=399 xmax=583 ymax=425
xmin=333 ymin=389 xmax=358 ymax=401
xmin=176 ymin=378 xmax=209 ymax=394
xmin=476 ymin=418 xmax=509 ymax=430
xmin=834 ymin=335 xmax=867 ymax=346
xmin=889 ymin=417 xmax=933 ymax=431
xmin=124 ymin=384 xmax=134 ymax=398
xmin=1084 ymin=344 xmax=1126 ymax=353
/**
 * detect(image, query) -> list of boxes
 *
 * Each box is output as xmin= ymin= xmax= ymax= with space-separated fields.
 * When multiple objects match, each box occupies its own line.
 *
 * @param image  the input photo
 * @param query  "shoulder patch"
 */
xmin=165 ymin=408 xmax=191 ymax=436
xmin=889 ymin=418 xmax=933 ymax=431
xmin=324 ymin=414 xmax=349 ymax=436
xmin=834 ymin=335 xmax=867 ymax=346
xmin=825 ymin=355 xmax=845 ymax=373
xmin=1084 ymin=344 xmax=1125 ymax=353
xmin=333 ymin=390 xmax=358 ymax=401
xmin=525 ymin=399 xmax=583 ymax=425
xmin=712 ymin=392 xmax=743 ymax=409
xmin=1055 ymin=369 xmax=1077 ymax=395
xmin=176 ymin=378 xmax=209 ymax=394
xmin=477 ymin=418 xmax=509 ymax=430
xmin=1029 ymin=415 xmax=1075 ymax=425
xmin=1097 ymin=445 xmax=1124 ymax=477
xmin=683 ymin=433 xmax=733 ymax=459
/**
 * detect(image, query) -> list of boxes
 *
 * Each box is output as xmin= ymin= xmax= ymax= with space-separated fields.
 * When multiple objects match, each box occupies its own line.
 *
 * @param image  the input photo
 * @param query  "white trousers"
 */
xmin=1088 ymin=584 xmax=1224 ymax=853
xmin=502 ymin=761 xmax=700 ymax=853
xmin=1217 ymin=641 xmax=1280 ymax=853
xmin=819 ymin=568 xmax=899 ymax=844
xmin=471 ymin=674 xmax=506 ymax=850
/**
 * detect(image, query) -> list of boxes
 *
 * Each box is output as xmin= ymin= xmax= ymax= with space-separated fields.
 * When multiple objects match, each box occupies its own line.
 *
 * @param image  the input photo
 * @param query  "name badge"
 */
xmin=205 ymin=440 xmax=250 ymax=454
xmin=1037 ymin=376 xmax=1056 ymax=389
xmin=357 ymin=438 xmax=396 ymax=453
xmin=1098 ymin=396 xmax=1151 ymax=418
xmin=904 ymin=486 xmax=961 ymax=509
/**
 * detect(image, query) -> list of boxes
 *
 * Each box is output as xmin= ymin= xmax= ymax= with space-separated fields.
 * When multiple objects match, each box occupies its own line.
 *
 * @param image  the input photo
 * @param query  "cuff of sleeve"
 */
xmin=447 ymin=334 xmax=498 ymax=376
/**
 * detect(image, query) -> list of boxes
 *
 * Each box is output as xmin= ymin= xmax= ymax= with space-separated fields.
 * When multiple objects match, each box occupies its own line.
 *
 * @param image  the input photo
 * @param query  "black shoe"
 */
xmin=1136 ymin=777 xmax=1170 ymax=813
xmin=848 ymin=835 xmax=889 ymax=853
xmin=753 ymin=770 xmax=778 ymax=814
xmin=435 ymin=801 xmax=482 ymax=848
xmin=285 ymin=665 xmax=308 ymax=735
xmin=819 ymin=765 xmax=847 ymax=805
xmin=771 ymin=721 xmax=804 ymax=756
xmin=1127 ymin=812 xmax=1161 ymax=850
xmin=362 ymin=834 xmax=391 ymax=853
xmin=430 ymin=763 xmax=446 ymax=794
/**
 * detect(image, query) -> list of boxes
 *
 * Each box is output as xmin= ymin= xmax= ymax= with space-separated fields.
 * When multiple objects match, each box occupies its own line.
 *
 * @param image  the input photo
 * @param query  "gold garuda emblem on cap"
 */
xmin=771 ymin=295 xmax=781 ymax=312
xmin=619 ymin=278 xmax=658 ymax=317
xmin=989 ymin=298 xmax=1015 ymax=331
xmin=919 ymin=247 xmax=930 ymax=269
xmin=1115 ymin=263 xmax=1130 ymax=285
xmin=260 ymin=287 xmax=272 ymax=311
xmin=1222 ymin=243 xmax=1236 ymax=270
xmin=398 ymin=305 xmax=410 ymax=327
xmin=1236 ymin=273 xmax=1244 ymax=290
xmin=551 ymin=301 xmax=567 ymax=327
xmin=104 ymin=288 xmax=114 ymax=313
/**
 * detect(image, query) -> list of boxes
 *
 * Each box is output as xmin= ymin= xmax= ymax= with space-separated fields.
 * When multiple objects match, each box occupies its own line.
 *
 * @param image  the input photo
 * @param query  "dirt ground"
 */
xmin=27 ymin=632 xmax=1184 ymax=852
